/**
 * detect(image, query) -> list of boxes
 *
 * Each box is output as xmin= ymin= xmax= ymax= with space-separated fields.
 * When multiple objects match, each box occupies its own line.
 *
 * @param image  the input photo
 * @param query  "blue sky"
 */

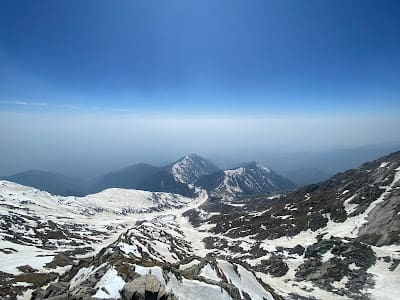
xmin=1 ymin=1 xmax=400 ymax=176
xmin=1 ymin=0 xmax=400 ymax=115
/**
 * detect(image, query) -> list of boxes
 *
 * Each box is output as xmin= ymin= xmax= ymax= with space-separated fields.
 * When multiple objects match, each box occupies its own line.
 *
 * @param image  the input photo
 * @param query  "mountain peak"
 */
xmin=171 ymin=154 xmax=219 ymax=184
xmin=239 ymin=161 xmax=271 ymax=173
xmin=182 ymin=153 xmax=203 ymax=160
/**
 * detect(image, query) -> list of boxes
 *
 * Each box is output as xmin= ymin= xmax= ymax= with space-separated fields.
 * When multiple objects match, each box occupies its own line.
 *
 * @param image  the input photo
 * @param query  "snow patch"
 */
xmin=166 ymin=273 xmax=232 ymax=300
xmin=218 ymin=260 xmax=274 ymax=300
xmin=93 ymin=267 xmax=125 ymax=299
xmin=200 ymin=264 xmax=221 ymax=282
xmin=117 ymin=242 xmax=141 ymax=257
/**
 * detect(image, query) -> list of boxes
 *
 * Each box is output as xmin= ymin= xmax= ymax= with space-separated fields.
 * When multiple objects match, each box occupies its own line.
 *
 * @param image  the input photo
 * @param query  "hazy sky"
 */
xmin=0 ymin=112 xmax=399 ymax=177
xmin=0 ymin=1 xmax=399 ymax=176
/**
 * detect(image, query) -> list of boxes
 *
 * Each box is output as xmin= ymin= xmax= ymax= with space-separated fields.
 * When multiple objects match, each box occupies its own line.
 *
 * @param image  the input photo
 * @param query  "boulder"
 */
xmin=121 ymin=274 xmax=167 ymax=300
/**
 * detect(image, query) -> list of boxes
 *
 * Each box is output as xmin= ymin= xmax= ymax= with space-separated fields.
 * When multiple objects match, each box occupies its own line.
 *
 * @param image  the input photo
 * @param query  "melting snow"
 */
xmin=218 ymin=260 xmax=274 ymax=300
xmin=134 ymin=265 xmax=165 ymax=285
xmin=366 ymin=259 xmax=399 ymax=300
xmin=166 ymin=273 xmax=232 ymax=300
xmin=93 ymin=267 xmax=125 ymax=299
xmin=379 ymin=162 xmax=389 ymax=168
xmin=200 ymin=264 xmax=221 ymax=282
xmin=117 ymin=242 xmax=141 ymax=257
xmin=179 ymin=259 xmax=201 ymax=270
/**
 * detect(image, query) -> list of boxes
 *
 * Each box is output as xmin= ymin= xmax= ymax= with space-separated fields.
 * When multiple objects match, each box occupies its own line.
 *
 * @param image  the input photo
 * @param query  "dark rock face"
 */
xmin=16 ymin=265 xmax=38 ymax=273
xmin=32 ymin=282 xmax=69 ymax=299
xmin=299 ymin=238 xmax=376 ymax=281
xmin=357 ymin=191 xmax=400 ymax=246
xmin=289 ymin=245 xmax=305 ymax=256
xmin=295 ymin=243 xmax=376 ymax=300
xmin=255 ymin=255 xmax=289 ymax=277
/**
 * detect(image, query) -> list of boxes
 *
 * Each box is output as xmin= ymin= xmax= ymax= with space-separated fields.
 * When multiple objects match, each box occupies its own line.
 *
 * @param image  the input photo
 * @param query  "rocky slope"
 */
xmin=0 ymin=151 xmax=399 ymax=299
xmin=184 ymin=151 xmax=400 ymax=299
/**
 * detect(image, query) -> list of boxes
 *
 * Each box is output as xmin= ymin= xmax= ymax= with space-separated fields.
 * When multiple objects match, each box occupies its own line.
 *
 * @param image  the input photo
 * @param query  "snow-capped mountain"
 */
xmin=170 ymin=154 xmax=220 ymax=184
xmin=1 ymin=151 xmax=400 ymax=300
xmin=1 ymin=155 xmax=291 ymax=199
xmin=134 ymin=157 xmax=293 ymax=199
xmin=197 ymin=161 xmax=296 ymax=199
xmin=137 ymin=154 xmax=219 ymax=196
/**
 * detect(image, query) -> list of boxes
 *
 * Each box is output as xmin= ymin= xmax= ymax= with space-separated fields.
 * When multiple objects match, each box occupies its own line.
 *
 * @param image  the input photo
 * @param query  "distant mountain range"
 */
xmin=0 ymin=170 xmax=90 ymax=196
xmin=280 ymin=167 xmax=332 ymax=187
xmin=209 ymin=143 xmax=400 ymax=186
xmin=93 ymin=163 xmax=162 ymax=192
xmin=5 ymin=144 xmax=400 ymax=198
xmin=1 ymin=154 xmax=295 ymax=198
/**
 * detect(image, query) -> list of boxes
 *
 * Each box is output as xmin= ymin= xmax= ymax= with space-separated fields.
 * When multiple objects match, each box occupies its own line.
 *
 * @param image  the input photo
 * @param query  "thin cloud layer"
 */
xmin=0 ymin=100 xmax=48 ymax=106
xmin=0 ymin=111 xmax=399 ymax=177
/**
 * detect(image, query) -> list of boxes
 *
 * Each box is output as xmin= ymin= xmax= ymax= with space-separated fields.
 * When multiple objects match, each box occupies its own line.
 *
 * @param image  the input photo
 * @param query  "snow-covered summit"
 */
xmin=76 ymin=188 xmax=193 ymax=214
xmin=170 ymin=154 xmax=219 ymax=184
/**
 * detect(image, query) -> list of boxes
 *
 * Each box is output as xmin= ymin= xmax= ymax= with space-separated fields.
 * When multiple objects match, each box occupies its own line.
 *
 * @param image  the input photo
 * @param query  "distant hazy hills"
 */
xmin=0 ymin=170 xmax=90 ymax=196
xmin=213 ymin=143 xmax=400 ymax=186
xmin=1 ymin=154 xmax=295 ymax=198
xmin=93 ymin=163 xmax=162 ymax=191
xmin=3 ymin=143 xmax=400 ymax=196
xmin=4 ymin=144 xmax=399 ymax=198
xmin=280 ymin=168 xmax=332 ymax=187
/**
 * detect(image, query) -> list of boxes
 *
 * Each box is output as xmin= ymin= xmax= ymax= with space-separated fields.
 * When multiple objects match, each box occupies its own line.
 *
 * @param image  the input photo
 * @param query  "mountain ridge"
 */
xmin=2 ymin=154 xmax=294 ymax=199
xmin=197 ymin=161 xmax=296 ymax=199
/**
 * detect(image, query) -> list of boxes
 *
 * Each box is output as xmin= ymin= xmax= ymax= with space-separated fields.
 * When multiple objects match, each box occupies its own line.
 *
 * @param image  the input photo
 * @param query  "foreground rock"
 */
xmin=121 ymin=274 xmax=168 ymax=300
